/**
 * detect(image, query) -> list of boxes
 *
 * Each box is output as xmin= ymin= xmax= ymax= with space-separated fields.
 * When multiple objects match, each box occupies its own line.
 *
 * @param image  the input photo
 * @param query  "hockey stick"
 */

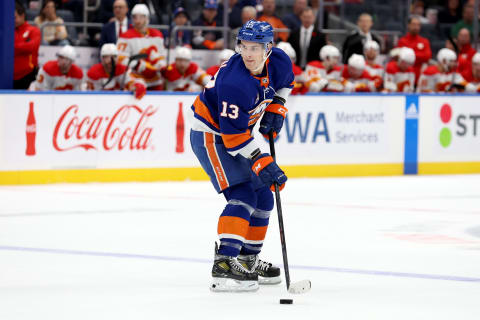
xmin=120 ymin=53 xmax=149 ymax=90
xmin=268 ymin=131 xmax=311 ymax=294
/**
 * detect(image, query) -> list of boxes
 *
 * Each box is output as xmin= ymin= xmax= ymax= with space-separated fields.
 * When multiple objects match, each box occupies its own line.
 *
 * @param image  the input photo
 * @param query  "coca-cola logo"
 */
xmin=53 ymin=104 xmax=157 ymax=152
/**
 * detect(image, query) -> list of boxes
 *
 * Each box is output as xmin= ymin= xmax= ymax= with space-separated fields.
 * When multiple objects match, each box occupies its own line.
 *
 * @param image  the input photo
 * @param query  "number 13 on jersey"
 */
xmin=220 ymin=101 xmax=239 ymax=119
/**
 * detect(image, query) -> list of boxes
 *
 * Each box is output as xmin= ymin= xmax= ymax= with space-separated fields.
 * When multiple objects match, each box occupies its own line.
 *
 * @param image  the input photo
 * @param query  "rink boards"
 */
xmin=0 ymin=91 xmax=479 ymax=184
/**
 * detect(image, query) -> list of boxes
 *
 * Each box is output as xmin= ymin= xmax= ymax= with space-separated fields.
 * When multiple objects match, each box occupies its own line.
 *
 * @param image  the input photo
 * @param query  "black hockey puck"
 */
xmin=279 ymin=299 xmax=293 ymax=304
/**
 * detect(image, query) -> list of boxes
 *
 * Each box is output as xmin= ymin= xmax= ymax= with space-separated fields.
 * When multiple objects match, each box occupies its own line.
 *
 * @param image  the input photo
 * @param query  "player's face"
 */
xmin=348 ymin=65 xmax=363 ymax=78
xmin=174 ymin=14 xmax=188 ymax=26
xmin=101 ymin=55 xmax=116 ymax=73
xmin=57 ymin=56 xmax=73 ymax=74
xmin=133 ymin=14 xmax=147 ymax=30
xmin=239 ymin=40 xmax=265 ymax=73
xmin=325 ymin=56 xmax=339 ymax=69
xmin=398 ymin=59 xmax=411 ymax=71
xmin=175 ymin=58 xmax=190 ymax=73
xmin=364 ymin=48 xmax=377 ymax=61
xmin=14 ymin=11 xmax=25 ymax=28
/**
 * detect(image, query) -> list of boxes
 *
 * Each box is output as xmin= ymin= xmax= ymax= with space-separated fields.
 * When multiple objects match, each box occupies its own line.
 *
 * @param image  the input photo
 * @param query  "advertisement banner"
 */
xmin=419 ymin=96 xmax=480 ymax=163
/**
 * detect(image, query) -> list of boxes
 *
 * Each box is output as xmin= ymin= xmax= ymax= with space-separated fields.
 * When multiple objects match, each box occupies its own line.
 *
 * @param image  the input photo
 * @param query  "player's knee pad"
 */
xmin=255 ymin=185 xmax=274 ymax=212
xmin=223 ymin=182 xmax=258 ymax=213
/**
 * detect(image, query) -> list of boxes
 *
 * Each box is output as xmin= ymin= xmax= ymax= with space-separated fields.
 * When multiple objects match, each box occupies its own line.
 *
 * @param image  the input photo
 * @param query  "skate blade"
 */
xmin=210 ymin=277 xmax=259 ymax=292
xmin=288 ymin=280 xmax=311 ymax=294
xmin=259 ymin=276 xmax=281 ymax=285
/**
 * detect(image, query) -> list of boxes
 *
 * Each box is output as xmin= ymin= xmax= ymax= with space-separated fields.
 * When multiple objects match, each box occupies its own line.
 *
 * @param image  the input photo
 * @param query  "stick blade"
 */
xmin=288 ymin=280 xmax=311 ymax=294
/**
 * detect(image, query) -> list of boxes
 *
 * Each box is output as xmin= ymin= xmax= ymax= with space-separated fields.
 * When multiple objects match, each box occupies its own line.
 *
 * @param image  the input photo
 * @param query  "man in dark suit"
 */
xmin=287 ymin=7 xmax=327 ymax=69
xmin=342 ymin=13 xmax=381 ymax=64
xmin=99 ymin=0 xmax=131 ymax=47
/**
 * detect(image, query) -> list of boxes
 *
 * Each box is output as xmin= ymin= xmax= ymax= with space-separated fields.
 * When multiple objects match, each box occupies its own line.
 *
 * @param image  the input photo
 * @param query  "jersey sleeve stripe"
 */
xmin=221 ymin=132 xmax=252 ymax=150
xmin=193 ymin=96 xmax=220 ymax=130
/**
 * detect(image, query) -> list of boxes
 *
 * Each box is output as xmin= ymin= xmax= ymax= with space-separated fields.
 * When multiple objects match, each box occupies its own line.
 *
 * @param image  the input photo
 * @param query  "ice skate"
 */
xmin=210 ymin=244 xmax=259 ymax=292
xmin=238 ymin=254 xmax=281 ymax=285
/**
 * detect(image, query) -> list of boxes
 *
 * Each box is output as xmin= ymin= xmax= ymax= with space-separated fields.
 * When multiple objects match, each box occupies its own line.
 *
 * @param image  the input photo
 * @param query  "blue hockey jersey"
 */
xmin=191 ymin=47 xmax=294 ymax=157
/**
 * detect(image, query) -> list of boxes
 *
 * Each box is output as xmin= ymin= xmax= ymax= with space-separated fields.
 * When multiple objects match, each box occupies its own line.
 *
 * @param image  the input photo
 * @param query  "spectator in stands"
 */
xmin=304 ymin=44 xmax=343 ymax=92
xmin=456 ymin=27 xmax=477 ymax=74
xmin=438 ymin=0 xmax=462 ymax=24
xmin=166 ymin=7 xmax=193 ymax=48
xmin=192 ymin=0 xmax=224 ymax=50
xmin=117 ymin=4 xmax=167 ymax=91
xmin=397 ymin=16 xmax=432 ymax=82
xmin=98 ymin=0 xmax=137 ymax=23
xmin=451 ymin=3 xmax=478 ymax=38
xmin=384 ymin=47 xmax=416 ymax=93
xmin=99 ymin=0 xmax=130 ymax=48
xmin=309 ymin=0 xmax=329 ymax=29
xmin=206 ymin=48 xmax=235 ymax=76
xmin=34 ymin=0 xmax=69 ymax=45
xmin=14 ymin=1 xmax=41 ymax=90
xmin=282 ymin=0 xmax=308 ymax=31
xmin=34 ymin=45 xmax=83 ymax=91
xmin=229 ymin=5 xmax=257 ymax=49
xmin=276 ymin=41 xmax=306 ymax=94
xmin=217 ymin=0 xmax=244 ymax=29
xmin=287 ymin=7 xmax=327 ymax=69
xmin=342 ymin=54 xmax=377 ymax=92
xmin=86 ymin=43 xmax=146 ymax=99
xmin=410 ymin=1 xmax=430 ymax=24
xmin=417 ymin=48 xmax=465 ymax=93
xmin=462 ymin=52 xmax=480 ymax=93
xmin=363 ymin=40 xmax=383 ymax=89
xmin=160 ymin=47 xmax=210 ymax=91
xmin=258 ymin=0 xmax=289 ymax=42
xmin=341 ymin=13 xmax=381 ymax=64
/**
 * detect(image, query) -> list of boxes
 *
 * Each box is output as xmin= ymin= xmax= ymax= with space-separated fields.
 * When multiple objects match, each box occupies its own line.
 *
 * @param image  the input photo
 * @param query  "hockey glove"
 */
xmin=251 ymin=153 xmax=287 ymax=191
xmin=259 ymin=99 xmax=288 ymax=139
xmin=133 ymin=82 xmax=147 ymax=100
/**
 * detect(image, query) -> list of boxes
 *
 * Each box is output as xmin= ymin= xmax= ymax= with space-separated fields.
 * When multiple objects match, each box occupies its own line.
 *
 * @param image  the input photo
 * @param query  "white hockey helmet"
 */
xmin=131 ymin=4 xmax=150 ymax=17
xmin=57 ymin=45 xmax=76 ymax=61
xmin=348 ymin=54 xmax=366 ymax=70
xmin=437 ymin=48 xmax=457 ymax=66
xmin=472 ymin=52 xmax=480 ymax=64
xmin=276 ymin=42 xmax=296 ymax=62
xmin=175 ymin=46 xmax=192 ymax=61
xmin=219 ymin=48 xmax=235 ymax=62
xmin=363 ymin=40 xmax=379 ymax=52
xmin=320 ymin=45 xmax=340 ymax=61
xmin=399 ymin=47 xmax=415 ymax=65
xmin=100 ymin=43 xmax=118 ymax=57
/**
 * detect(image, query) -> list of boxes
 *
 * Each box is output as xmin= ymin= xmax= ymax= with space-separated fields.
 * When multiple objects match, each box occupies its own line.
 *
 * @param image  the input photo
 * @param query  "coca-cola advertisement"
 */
xmin=0 ymin=93 xmax=198 ymax=172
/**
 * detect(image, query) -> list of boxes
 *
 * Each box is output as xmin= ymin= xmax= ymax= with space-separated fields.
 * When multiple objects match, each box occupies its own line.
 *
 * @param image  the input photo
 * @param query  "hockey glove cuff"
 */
xmin=251 ymin=153 xmax=287 ymax=191
xmin=259 ymin=99 xmax=288 ymax=139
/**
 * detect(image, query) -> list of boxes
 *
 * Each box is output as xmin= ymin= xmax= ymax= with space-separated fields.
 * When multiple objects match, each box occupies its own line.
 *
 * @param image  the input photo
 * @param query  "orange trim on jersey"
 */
xmin=221 ymin=131 xmax=252 ymax=149
xmin=245 ymin=226 xmax=268 ymax=241
xmin=193 ymin=96 xmax=220 ymax=130
xmin=218 ymin=216 xmax=250 ymax=238
xmin=205 ymin=132 xmax=229 ymax=190
xmin=252 ymin=58 xmax=270 ymax=88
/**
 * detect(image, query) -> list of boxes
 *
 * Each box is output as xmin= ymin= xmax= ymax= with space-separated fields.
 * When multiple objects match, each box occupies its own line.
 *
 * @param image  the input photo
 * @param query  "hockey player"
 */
xmin=117 ymin=4 xmax=166 ymax=90
xmin=462 ymin=52 xmax=480 ymax=93
xmin=276 ymin=41 xmax=306 ymax=95
xmin=160 ymin=46 xmax=210 ymax=91
xmin=86 ymin=43 xmax=146 ymax=99
xmin=363 ymin=40 xmax=383 ymax=89
xmin=384 ymin=47 xmax=416 ymax=93
xmin=304 ymin=45 xmax=343 ymax=92
xmin=34 ymin=45 xmax=83 ymax=91
xmin=417 ymin=48 xmax=466 ymax=93
xmin=189 ymin=20 xmax=293 ymax=292
xmin=206 ymin=48 xmax=235 ymax=76
xmin=342 ymin=54 xmax=377 ymax=92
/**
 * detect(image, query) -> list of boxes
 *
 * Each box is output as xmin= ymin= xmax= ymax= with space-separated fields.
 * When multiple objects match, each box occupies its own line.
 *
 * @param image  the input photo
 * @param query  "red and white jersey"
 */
xmin=291 ymin=63 xmax=307 ymax=95
xmin=304 ymin=61 xmax=343 ymax=92
xmin=86 ymin=63 xmax=144 ymax=91
xmin=365 ymin=61 xmax=384 ymax=89
xmin=342 ymin=68 xmax=376 ymax=92
xmin=117 ymin=28 xmax=167 ymax=87
xmin=206 ymin=64 xmax=220 ymax=77
xmin=384 ymin=61 xmax=415 ymax=93
xmin=417 ymin=65 xmax=466 ymax=93
xmin=461 ymin=68 xmax=480 ymax=93
xmin=160 ymin=62 xmax=210 ymax=91
xmin=35 ymin=60 xmax=83 ymax=91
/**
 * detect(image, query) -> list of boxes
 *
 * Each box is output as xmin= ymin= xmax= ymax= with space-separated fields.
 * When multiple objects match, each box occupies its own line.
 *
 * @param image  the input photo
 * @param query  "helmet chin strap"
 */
xmin=251 ymin=46 xmax=273 ymax=73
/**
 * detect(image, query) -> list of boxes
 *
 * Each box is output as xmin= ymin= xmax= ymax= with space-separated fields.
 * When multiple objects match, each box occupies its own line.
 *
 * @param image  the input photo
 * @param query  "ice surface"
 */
xmin=1 ymin=175 xmax=480 ymax=319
